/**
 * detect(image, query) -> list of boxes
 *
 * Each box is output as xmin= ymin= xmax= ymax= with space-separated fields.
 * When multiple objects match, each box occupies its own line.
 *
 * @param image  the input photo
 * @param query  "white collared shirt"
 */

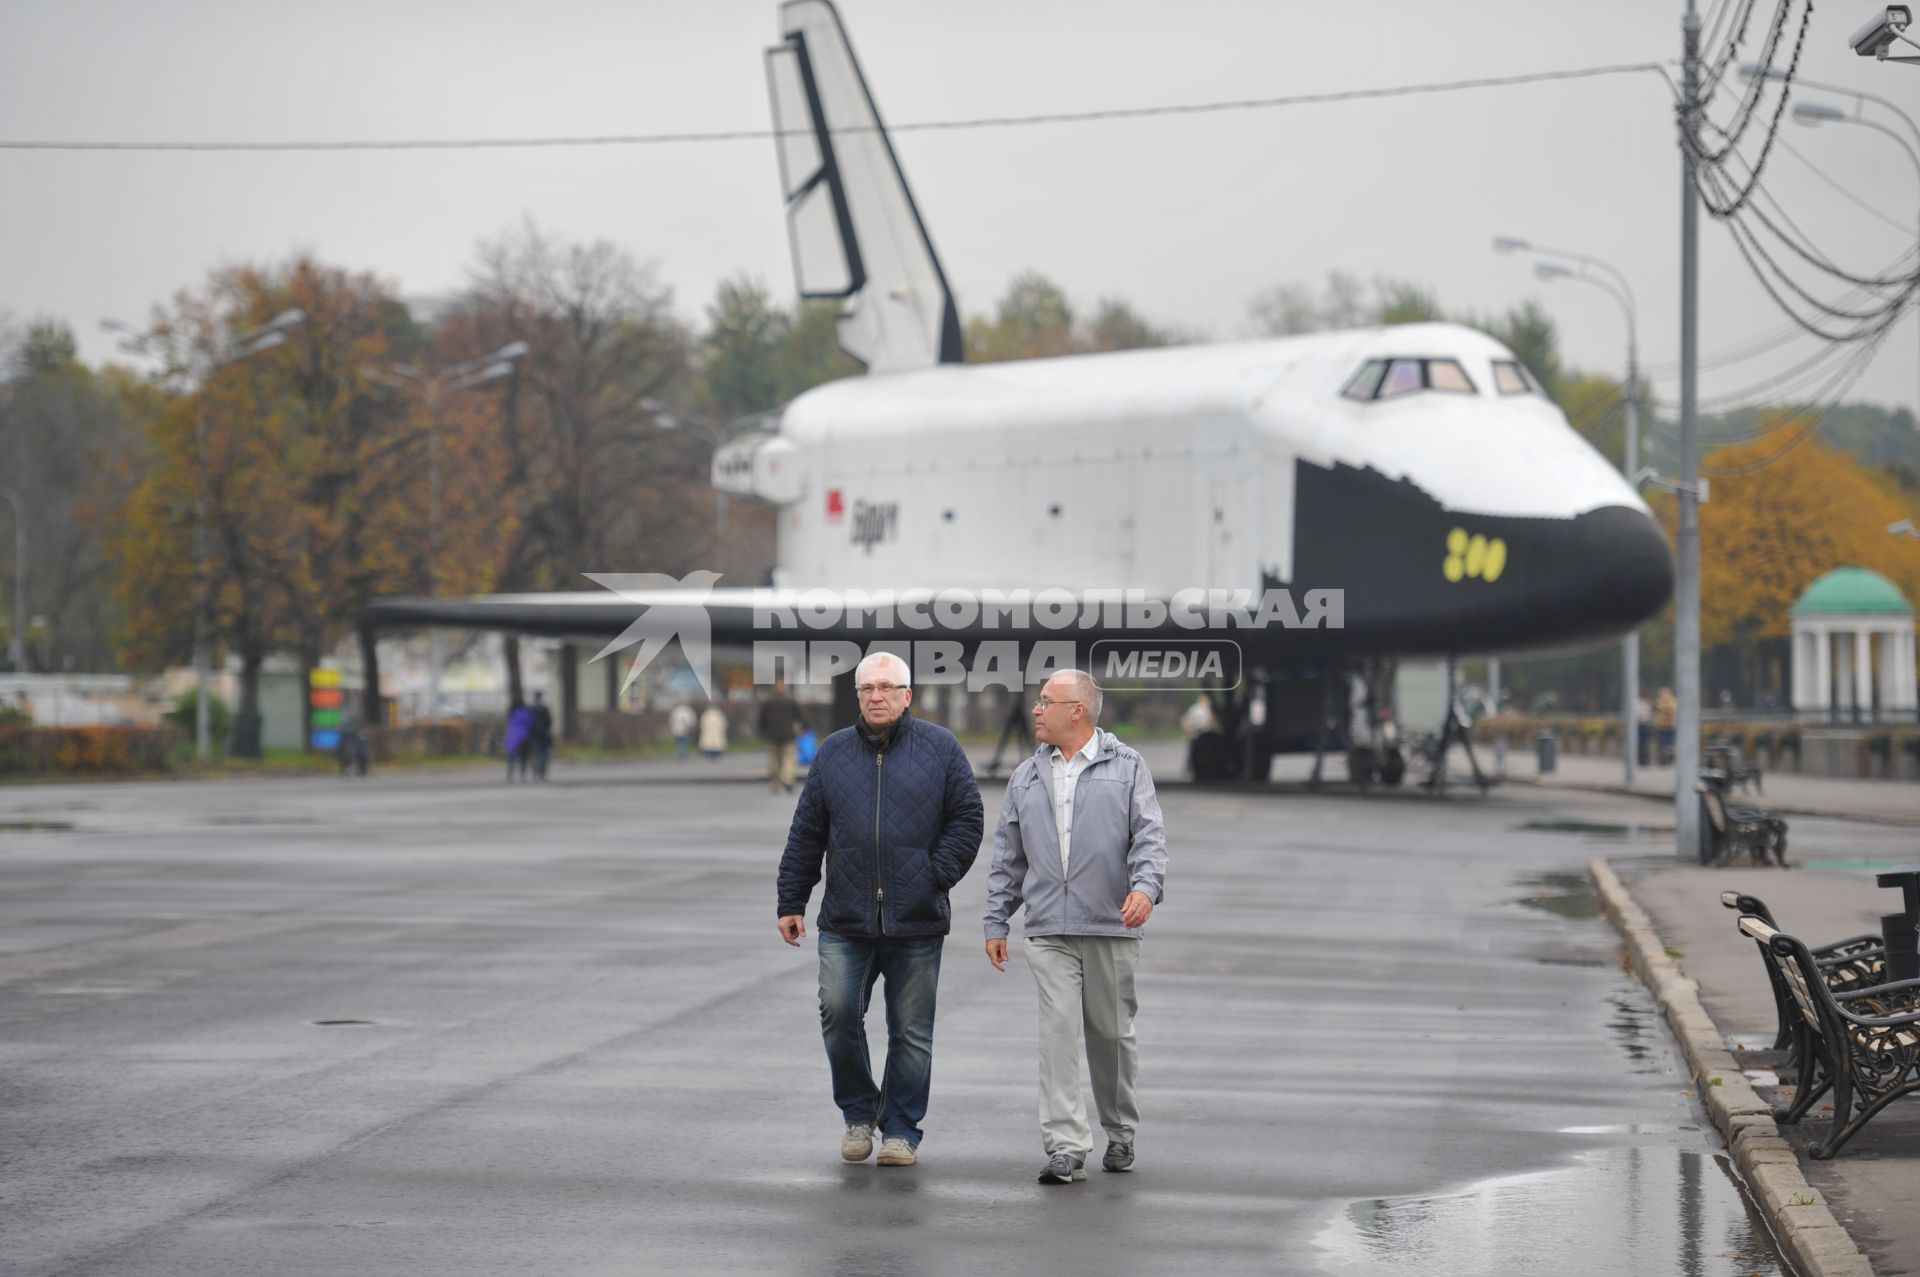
xmin=1049 ymin=730 xmax=1101 ymax=876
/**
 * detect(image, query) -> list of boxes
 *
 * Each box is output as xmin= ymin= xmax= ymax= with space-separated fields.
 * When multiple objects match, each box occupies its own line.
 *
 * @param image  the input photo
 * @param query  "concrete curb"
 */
xmin=1588 ymin=857 xmax=1876 ymax=1277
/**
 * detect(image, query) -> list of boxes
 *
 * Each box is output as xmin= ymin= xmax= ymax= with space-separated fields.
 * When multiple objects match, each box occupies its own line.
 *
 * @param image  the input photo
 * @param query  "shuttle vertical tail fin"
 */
xmin=766 ymin=0 xmax=963 ymax=374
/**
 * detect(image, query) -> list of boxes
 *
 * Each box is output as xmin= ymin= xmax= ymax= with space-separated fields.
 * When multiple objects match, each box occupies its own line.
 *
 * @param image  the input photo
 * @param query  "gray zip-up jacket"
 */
xmin=983 ymin=730 xmax=1167 ymax=940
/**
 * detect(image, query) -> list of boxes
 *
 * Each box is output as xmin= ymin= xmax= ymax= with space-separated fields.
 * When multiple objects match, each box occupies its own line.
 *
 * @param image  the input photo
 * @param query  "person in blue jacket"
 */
xmin=776 ymin=651 xmax=984 ymax=1169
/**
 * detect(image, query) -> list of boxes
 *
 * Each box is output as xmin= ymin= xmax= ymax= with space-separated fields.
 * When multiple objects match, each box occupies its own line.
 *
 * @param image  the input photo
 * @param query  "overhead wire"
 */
xmin=0 ymin=63 xmax=1678 ymax=152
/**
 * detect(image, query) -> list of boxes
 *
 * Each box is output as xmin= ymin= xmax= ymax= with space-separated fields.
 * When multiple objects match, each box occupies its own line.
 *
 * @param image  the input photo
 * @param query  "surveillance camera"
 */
xmin=1851 ymin=4 xmax=1912 ymax=57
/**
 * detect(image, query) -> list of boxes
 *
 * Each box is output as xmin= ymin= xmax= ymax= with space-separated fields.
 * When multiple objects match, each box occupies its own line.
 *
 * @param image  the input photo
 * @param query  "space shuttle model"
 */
xmin=365 ymin=0 xmax=1673 ymax=783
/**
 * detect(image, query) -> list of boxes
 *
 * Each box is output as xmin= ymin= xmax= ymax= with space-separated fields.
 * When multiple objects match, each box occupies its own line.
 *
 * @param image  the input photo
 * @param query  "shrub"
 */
xmin=163 ymin=692 xmax=232 ymax=750
xmin=0 ymin=725 xmax=180 ymax=776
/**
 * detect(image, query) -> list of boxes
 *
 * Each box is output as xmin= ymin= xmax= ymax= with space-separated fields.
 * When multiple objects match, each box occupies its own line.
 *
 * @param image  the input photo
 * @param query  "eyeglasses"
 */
xmin=857 ymin=682 xmax=907 ymax=696
xmin=1033 ymin=697 xmax=1083 ymax=711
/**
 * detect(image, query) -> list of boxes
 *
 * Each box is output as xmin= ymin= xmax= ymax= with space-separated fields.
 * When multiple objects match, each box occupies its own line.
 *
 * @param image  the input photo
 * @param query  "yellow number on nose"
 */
xmin=1443 ymin=527 xmax=1468 ymax=582
xmin=1443 ymin=529 xmax=1508 ymax=584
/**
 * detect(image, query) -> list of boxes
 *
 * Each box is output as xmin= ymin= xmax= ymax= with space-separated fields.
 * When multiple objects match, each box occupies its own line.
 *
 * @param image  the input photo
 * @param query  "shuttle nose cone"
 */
xmin=1584 ymin=504 xmax=1674 ymax=629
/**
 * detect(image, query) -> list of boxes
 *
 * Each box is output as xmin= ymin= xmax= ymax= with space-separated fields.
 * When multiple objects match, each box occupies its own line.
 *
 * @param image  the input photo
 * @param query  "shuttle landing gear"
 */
xmin=1189 ymin=664 xmax=1406 ymax=788
xmin=1420 ymin=656 xmax=1492 ymax=795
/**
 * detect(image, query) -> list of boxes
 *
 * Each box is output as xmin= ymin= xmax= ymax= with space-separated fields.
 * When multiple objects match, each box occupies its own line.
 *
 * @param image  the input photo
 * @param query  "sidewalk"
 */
xmin=1503 ymin=749 xmax=1920 ymax=826
xmin=1601 ymin=856 xmax=1919 ymax=1277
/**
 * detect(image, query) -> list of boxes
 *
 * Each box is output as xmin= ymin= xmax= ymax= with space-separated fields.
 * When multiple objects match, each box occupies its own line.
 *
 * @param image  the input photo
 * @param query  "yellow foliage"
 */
xmin=1675 ymin=429 xmax=1920 ymax=647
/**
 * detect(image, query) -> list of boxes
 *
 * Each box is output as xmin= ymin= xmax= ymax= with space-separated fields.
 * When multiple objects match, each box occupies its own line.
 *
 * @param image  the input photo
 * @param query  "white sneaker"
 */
xmin=876 ymin=1137 xmax=917 ymax=1166
xmin=841 ymin=1122 xmax=875 ymax=1162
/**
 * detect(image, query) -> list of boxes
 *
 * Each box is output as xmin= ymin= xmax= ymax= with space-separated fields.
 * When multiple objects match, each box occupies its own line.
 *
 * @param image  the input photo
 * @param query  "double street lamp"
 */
xmin=1493 ymin=236 xmax=1643 ymax=786
xmin=101 ymin=308 xmax=306 ymax=757
xmin=374 ymin=342 xmax=528 ymax=718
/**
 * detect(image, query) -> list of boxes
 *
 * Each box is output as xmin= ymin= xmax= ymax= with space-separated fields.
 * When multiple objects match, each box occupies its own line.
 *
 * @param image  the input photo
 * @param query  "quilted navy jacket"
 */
xmin=776 ymin=713 xmax=984 ymax=937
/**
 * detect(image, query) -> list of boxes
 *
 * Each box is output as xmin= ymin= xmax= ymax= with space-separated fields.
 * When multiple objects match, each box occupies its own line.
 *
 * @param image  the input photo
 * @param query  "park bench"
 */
xmin=1705 ymin=742 xmax=1763 ymax=794
xmin=1735 ymin=915 xmax=1920 ymax=1159
xmin=1696 ymin=769 xmax=1787 ymax=866
xmin=1721 ymin=891 xmax=1885 ymax=1050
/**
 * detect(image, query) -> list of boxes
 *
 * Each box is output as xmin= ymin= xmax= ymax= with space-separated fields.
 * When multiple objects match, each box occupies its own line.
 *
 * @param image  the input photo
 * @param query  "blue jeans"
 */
xmin=817 ymin=931 xmax=944 ymax=1147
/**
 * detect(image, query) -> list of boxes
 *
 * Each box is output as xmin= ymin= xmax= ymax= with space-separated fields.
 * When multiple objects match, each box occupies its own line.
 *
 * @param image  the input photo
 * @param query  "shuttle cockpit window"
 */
xmin=1343 ymin=357 xmax=1479 ymax=401
xmin=1341 ymin=359 xmax=1388 ymax=401
xmin=1491 ymin=360 xmax=1540 ymax=396
xmin=1425 ymin=359 xmax=1475 ymax=393
xmin=1378 ymin=359 xmax=1425 ymax=397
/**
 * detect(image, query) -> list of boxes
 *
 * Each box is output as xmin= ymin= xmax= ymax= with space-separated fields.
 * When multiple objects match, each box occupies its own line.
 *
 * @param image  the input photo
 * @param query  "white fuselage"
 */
xmin=748 ymin=322 xmax=1647 ymax=595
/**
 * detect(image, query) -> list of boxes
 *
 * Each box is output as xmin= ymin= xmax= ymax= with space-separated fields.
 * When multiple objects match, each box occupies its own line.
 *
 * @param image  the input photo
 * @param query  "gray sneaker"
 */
xmin=1037 ymin=1152 xmax=1086 ymax=1184
xmin=841 ymin=1121 xmax=875 ymax=1162
xmin=1102 ymin=1141 xmax=1135 ymax=1172
xmin=876 ymin=1137 xmax=917 ymax=1166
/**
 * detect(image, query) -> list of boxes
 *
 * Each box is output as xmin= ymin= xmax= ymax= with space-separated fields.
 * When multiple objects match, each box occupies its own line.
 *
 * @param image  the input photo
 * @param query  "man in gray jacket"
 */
xmin=983 ymin=669 xmax=1167 ymax=1185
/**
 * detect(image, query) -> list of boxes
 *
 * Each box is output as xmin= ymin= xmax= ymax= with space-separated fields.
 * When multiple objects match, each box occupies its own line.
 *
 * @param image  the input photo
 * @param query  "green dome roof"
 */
xmin=1792 ymin=567 xmax=1913 ymax=616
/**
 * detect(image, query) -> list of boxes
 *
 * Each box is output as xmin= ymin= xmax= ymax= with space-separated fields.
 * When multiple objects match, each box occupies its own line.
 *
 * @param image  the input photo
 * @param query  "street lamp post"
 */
xmin=1789 ymin=98 xmax=1920 ymax=430
xmin=102 ymin=309 xmax=305 ymax=757
xmin=376 ymin=342 xmax=527 ymax=719
xmin=0 ymin=484 xmax=23 ymax=672
xmin=1494 ymin=237 xmax=1643 ymax=786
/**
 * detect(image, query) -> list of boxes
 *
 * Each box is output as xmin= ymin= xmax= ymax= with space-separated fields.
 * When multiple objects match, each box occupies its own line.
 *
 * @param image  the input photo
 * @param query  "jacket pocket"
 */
xmin=820 ymin=840 xmax=868 ymax=932
xmin=888 ymin=844 xmax=949 ymax=931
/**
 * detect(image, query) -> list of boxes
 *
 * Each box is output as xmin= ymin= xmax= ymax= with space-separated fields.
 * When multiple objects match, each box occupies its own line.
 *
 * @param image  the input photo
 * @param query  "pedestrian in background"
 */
xmin=984 ymin=669 xmax=1167 ymax=1186
xmin=669 ymin=701 xmax=696 ymax=761
xmin=759 ymin=676 xmax=803 ymax=794
xmin=530 ymin=691 xmax=554 ymax=782
xmin=698 ymin=701 xmax=728 ymax=762
xmin=504 ymin=698 xmax=534 ymax=782
xmin=776 ymin=652 xmax=984 ymax=1169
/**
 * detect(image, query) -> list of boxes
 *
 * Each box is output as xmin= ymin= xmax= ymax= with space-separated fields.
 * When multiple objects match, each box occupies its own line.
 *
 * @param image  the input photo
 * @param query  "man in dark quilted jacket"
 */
xmin=776 ymin=651 xmax=984 ymax=1168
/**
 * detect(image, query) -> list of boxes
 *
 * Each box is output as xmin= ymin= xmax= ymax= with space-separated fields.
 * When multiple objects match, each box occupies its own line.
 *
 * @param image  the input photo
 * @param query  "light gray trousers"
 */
xmin=1024 ymin=933 xmax=1141 ymax=1159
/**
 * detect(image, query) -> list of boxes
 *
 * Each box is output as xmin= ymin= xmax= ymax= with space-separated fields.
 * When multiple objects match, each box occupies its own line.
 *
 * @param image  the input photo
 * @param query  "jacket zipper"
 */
xmin=873 ymin=748 xmax=886 ymax=934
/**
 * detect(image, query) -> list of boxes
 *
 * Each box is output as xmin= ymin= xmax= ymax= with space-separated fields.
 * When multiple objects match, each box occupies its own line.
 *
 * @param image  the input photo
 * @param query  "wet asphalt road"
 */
xmin=0 ymin=757 xmax=1793 ymax=1275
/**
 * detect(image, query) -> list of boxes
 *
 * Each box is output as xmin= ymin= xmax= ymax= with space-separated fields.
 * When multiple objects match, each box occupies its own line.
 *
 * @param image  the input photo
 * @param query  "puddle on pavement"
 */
xmin=1515 ymin=820 xmax=1670 ymax=842
xmin=0 ymin=820 xmax=75 ymax=833
xmin=1512 ymin=872 xmax=1600 ymax=920
xmin=1314 ymin=1148 xmax=1786 ymax=1275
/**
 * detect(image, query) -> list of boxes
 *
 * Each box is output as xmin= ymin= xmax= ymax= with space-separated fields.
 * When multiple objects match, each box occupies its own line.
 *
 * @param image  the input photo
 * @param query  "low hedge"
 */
xmin=0 ymin=725 xmax=182 ymax=777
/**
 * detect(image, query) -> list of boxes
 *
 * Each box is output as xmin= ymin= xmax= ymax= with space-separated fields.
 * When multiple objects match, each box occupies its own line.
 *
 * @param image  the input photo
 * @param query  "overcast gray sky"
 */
xmin=3 ymin=0 xmax=1916 ymax=422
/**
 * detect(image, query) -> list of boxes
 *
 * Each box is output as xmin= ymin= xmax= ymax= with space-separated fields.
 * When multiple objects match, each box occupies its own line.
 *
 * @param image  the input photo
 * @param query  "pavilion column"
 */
xmin=1898 ymin=627 xmax=1918 ymax=713
xmin=1855 ymin=629 xmax=1874 ymax=721
xmin=1793 ymin=628 xmax=1815 ymax=707
xmin=1877 ymin=626 xmax=1900 ymax=719
xmin=1812 ymin=626 xmax=1832 ymax=716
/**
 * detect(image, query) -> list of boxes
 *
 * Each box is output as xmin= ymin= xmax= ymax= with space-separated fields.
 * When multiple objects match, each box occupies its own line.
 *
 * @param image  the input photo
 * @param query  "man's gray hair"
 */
xmin=1056 ymin=668 xmax=1102 ymax=723
xmin=855 ymin=650 xmax=912 ymax=687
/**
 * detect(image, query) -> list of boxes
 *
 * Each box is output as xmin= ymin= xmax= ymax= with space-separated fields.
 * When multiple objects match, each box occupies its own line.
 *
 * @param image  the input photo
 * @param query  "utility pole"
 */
xmin=1676 ymin=0 xmax=1704 ymax=858
xmin=1624 ymin=340 xmax=1641 ymax=786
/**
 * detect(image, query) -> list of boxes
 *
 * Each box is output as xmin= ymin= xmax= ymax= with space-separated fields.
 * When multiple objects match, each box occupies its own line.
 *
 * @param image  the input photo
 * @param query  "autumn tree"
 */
xmin=0 ymin=319 xmax=142 ymax=671
xmin=107 ymin=258 xmax=430 ymax=753
xmin=1666 ymin=429 xmax=1920 ymax=703
xmin=698 ymin=275 xmax=858 ymax=420
xmin=448 ymin=221 xmax=701 ymax=722
xmin=965 ymin=272 xmax=1175 ymax=363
